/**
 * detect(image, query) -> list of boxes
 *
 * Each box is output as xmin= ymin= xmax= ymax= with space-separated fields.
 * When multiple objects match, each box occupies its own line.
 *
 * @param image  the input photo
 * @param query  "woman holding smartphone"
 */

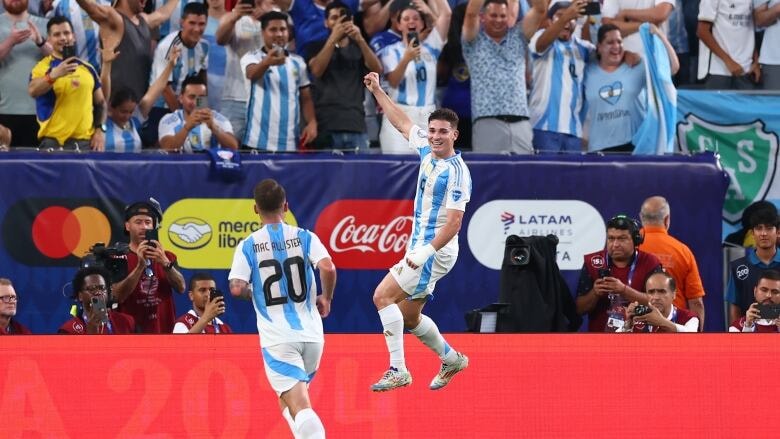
xmin=377 ymin=0 xmax=451 ymax=154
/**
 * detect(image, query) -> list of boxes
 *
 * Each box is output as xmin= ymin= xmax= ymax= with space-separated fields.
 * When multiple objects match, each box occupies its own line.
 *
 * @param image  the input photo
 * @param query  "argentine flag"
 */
xmin=632 ymin=23 xmax=677 ymax=155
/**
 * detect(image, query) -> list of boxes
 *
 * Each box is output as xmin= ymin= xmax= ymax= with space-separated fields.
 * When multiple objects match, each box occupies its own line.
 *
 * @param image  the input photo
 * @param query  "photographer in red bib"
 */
xmin=576 ymin=215 xmax=661 ymax=332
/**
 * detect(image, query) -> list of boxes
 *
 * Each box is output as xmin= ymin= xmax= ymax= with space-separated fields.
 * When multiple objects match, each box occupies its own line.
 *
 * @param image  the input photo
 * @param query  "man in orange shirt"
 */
xmin=639 ymin=196 xmax=706 ymax=329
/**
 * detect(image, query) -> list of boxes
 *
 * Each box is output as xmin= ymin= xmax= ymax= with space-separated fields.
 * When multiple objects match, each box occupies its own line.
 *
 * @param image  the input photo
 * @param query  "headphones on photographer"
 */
xmin=124 ymin=197 xmax=163 ymax=229
xmin=607 ymin=214 xmax=644 ymax=247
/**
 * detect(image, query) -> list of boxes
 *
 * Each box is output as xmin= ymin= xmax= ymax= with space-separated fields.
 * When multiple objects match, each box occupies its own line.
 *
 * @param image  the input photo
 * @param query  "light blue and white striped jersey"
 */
xmin=104 ymin=116 xmax=142 ymax=152
xmin=204 ymin=16 xmax=226 ymax=111
xmin=52 ymin=0 xmax=111 ymax=70
xmin=158 ymin=109 xmax=233 ymax=152
xmin=150 ymin=32 xmax=209 ymax=108
xmin=229 ymin=223 xmax=331 ymax=347
xmin=529 ymin=31 xmax=594 ymax=137
xmin=379 ymin=29 xmax=444 ymax=107
xmin=155 ymin=0 xmax=203 ymax=39
xmin=241 ymin=48 xmax=310 ymax=151
xmin=221 ymin=16 xmax=263 ymax=102
xmin=406 ymin=125 xmax=472 ymax=257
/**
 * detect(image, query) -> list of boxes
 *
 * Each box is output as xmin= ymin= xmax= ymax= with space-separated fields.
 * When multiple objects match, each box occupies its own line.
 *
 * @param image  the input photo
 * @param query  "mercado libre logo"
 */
xmin=2 ymin=198 xmax=126 ymax=266
xmin=677 ymin=114 xmax=779 ymax=224
xmin=161 ymin=199 xmax=297 ymax=269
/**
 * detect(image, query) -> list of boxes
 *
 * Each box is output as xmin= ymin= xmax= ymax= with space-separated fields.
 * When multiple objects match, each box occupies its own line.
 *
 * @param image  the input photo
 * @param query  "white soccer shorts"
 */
xmin=261 ymin=342 xmax=323 ymax=395
xmin=389 ymin=251 xmax=456 ymax=299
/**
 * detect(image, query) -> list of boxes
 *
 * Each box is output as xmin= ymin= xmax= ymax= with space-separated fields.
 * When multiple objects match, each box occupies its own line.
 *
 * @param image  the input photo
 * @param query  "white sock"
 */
xmin=294 ymin=408 xmax=325 ymax=439
xmin=410 ymin=314 xmax=458 ymax=364
xmin=282 ymin=407 xmax=301 ymax=439
xmin=378 ymin=304 xmax=406 ymax=371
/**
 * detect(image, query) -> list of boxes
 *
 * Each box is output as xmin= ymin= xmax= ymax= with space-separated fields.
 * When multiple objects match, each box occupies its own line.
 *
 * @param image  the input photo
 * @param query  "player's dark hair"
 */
xmin=254 ymin=179 xmax=286 ymax=213
xmin=429 ymin=108 xmax=459 ymax=129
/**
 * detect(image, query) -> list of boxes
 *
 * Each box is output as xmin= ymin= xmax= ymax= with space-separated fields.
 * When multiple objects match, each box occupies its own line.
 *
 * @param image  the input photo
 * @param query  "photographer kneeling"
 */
xmin=58 ymin=266 xmax=135 ymax=334
xmin=112 ymin=199 xmax=185 ymax=333
xmin=619 ymin=271 xmax=699 ymax=333
xmin=173 ymin=273 xmax=233 ymax=334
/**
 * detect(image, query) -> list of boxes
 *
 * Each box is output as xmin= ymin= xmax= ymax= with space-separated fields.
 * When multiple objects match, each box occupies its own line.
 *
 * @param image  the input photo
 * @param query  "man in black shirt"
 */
xmin=305 ymin=1 xmax=382 ymax=151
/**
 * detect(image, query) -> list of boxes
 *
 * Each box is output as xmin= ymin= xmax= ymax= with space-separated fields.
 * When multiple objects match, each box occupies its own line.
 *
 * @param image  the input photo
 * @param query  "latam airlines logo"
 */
xmin=467 ymin=200 xmax=606 ymax=270
xmin=314 ymin=200 xmax=414 ymax=269
xmin=2 ymin=198 xmax=126 ymax=266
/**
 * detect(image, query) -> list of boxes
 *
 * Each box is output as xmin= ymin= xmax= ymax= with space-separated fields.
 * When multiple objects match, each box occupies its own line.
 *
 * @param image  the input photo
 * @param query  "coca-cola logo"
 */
xmin=315 ymin=200 xmax=414 ymax=269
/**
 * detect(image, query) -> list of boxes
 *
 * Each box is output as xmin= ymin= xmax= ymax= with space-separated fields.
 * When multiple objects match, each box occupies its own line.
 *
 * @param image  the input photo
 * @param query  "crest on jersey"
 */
xmin=451 ymin=189 xmax=462 ymax=202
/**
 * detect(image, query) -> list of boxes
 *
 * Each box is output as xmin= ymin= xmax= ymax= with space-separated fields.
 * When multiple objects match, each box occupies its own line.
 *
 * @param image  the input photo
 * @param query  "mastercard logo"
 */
xmin=2 ymin=198 xmax=126 ymax=266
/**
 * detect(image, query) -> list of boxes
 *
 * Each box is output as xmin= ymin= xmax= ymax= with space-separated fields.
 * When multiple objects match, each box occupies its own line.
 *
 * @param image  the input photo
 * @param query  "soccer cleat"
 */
xmin=370 ymin=367 xmax=412 ymax=392
xmin=429 ymin=352 xmax=469 ymax=390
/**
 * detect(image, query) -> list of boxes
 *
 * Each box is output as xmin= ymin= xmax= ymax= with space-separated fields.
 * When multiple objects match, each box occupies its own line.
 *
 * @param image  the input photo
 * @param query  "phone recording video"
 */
xmin=209 ymin=287 xmax=224 ymax=302
xmin=757 ymin=303 xmax=780 ymax=320
xmin=61 ymin=45 xmax=76 ymax=60
xmin=91 ymin=296 xmax=109 ymax=323
xmin=598 ymin=268 xmax=611 ymax=278
xmin=340 ymin=10 xmax=352 ymax=22
xmin=583 ymin=1 xmax=601 ymax=16
xmin=145 ymin=229 xmax=158 ymax=248
xmin=195 ymin=96 xmax=207 ymax=109
xmin=407 ymin=30 xmax=419 ymax=47
xmin=209 ymin=288 xmax=225 ymax=315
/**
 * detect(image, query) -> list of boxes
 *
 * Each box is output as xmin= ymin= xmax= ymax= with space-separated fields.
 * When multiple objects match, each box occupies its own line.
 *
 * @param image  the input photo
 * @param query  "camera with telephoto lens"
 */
xmin=633 ymin=304 xmax=652 ymax=317
xmin=509 ymin=245 xmax=530 ymax=266
xmin=81 ymin=242 xmax=130 ymax=284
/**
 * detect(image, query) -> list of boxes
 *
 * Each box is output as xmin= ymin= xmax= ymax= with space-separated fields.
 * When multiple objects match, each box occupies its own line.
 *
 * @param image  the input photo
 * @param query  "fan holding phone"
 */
xmin=729 ymin=270 xmax=780 ymax=333
xmin=377 ymin=0 xmax=452 ymax=153
xmin=305 ymin=1 xmax=382 ymax=151
xmin=172 ymin=273 xmax=233 ymax=334
xmin=528 ymin=0 xmax=596 ymax=153
xmin=158 ymin=75 xmax=239 ymax=152
xmin=29 ymin=16 xmax=107 ymax=151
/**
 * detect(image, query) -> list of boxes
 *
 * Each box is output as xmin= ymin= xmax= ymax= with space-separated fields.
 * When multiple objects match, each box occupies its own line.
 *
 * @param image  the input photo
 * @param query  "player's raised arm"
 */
xmin=363 ymin=72 xmax=413 ymax=141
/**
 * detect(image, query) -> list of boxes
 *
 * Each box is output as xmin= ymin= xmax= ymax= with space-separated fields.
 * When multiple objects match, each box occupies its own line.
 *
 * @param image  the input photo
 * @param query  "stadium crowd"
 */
xmin=1 ymin=0 xmax=778 ymax=153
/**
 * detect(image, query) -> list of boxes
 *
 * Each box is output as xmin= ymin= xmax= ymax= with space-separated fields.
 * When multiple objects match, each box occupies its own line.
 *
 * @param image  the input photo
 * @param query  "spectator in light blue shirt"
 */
xmin=583 ymin=23 xmax=678 ymax=152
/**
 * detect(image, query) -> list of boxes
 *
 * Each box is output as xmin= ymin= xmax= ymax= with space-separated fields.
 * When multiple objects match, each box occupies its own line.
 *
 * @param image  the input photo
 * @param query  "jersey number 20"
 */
xmin=259 ymin=256 xmax=307 ymax=306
